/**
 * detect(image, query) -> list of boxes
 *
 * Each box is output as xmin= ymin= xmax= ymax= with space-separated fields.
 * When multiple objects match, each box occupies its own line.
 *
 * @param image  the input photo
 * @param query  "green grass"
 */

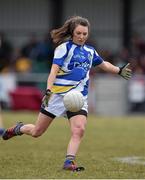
xmin=0 ymin=111 xmax=145 ymax=179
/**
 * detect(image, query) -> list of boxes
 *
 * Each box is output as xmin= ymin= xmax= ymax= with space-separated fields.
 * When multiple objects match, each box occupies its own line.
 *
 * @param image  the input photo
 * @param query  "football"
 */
xmin=63 ymin=90 xmax=84 ymax=112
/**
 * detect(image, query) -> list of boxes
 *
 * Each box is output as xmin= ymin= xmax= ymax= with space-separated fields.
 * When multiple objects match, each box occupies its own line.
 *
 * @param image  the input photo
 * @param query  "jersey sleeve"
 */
xmin=92 ymin=50 xmax=104 ymax=66
xmin=53 ymin=43 xmax=68 ymax=67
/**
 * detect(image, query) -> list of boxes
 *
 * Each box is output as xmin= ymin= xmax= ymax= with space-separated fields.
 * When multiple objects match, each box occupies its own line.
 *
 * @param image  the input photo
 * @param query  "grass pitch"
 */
xmin=0 ymin=111 xmax=145 ymax=179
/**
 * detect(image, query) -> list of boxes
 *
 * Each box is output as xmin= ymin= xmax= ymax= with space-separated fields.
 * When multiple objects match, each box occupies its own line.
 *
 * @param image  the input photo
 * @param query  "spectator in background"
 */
xmin=20 ymin=33 xmax=54 ymax=73
xmin=138 ymin=55 xmax=145 ymax=73
xmin=39 ymin=33 xmax=54 ymax=63
xmin=128 ymin=32 xmax=145 ymax=74
xmin=116 ymin=47 xmax=131 ymax=67
xmin=14 ymin=48 xmax=32 ymax=73
xmin=15 ymin=33 xmax=38 ymax=73
xmin=131 ymin=32 xmax=145 ymax=56
xmin=21 ymin=33 xmax=39 ymax=59
xmin=31 ymin=33 xmax=54 ymax=73
xmin=128 ymin=74 xmax=145 ymax=112
xmin=95 ymin=49 xmax=115 ymax=74
xmin=0 ymin=32 xmax=13 ymax=73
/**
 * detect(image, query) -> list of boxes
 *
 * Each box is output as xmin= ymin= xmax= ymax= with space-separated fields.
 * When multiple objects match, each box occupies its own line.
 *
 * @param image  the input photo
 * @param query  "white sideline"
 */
xmin=114 ymin=156 xmax=145 ymax=165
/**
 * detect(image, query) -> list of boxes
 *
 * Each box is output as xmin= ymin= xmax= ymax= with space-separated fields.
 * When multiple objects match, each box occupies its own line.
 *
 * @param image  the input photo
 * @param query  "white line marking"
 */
xmin=114 ymin=156 xmax=145 ymax=165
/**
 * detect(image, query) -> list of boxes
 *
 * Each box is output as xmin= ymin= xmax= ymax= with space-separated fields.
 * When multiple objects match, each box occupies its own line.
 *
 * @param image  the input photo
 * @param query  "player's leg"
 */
xmin=20 ymin=112 xmax=54 ymax=137
xmin=2 ymin=112 xmax=55 ymax=140
xmin=63 ymin=110 xmax=87 ymax=171
xmin=67 ymin=114 xmax=87 ymax=155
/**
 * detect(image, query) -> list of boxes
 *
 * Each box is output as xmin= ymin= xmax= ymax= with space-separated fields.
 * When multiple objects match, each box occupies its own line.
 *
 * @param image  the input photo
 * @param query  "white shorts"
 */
xmin=41 ymin=93 xmax=88 ymax=118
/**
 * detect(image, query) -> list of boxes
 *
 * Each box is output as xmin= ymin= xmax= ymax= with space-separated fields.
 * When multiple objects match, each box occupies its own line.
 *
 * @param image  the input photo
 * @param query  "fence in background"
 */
xmin=0 ymin=73 xmax=145 ymax=115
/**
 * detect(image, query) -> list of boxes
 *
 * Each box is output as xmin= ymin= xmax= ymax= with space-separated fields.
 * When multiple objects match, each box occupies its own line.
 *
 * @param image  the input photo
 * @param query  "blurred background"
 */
xmin=0 ymin=0 xmax=145 ymax=116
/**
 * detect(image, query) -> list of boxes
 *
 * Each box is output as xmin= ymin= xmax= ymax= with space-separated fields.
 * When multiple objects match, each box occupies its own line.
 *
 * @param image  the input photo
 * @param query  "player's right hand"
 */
xmin=42 ymin=89 xmax=52 ymax=107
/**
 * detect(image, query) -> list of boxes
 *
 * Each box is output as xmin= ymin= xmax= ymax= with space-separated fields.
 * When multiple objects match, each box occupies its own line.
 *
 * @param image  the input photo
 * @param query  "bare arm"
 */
xmin=97 ymin=61 xmax=132 ymax=80
xmin=47 ymin=64 xmax=60 ymax=90
xmin=98 ymin=61 xmax=120 ymax=74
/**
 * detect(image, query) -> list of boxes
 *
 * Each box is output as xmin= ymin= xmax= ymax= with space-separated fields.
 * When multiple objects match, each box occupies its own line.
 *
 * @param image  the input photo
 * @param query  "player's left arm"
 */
xmin=98 ymin=61 xmax=132 ymax=80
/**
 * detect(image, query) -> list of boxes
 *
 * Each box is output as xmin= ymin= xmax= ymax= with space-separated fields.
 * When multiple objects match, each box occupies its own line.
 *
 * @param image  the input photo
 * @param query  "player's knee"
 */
xmin=72 ymin=125 xmax=85 ymax=138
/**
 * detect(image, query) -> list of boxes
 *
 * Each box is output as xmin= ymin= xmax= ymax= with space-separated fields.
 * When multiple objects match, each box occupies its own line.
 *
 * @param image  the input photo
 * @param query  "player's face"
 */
xmin=72 ymin=25 xmax=89 ymax=45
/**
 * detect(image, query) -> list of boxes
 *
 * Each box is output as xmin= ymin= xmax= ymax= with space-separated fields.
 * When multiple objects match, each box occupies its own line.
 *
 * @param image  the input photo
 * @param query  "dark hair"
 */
xmin=50 ymin=16 xmax=90 ymax=45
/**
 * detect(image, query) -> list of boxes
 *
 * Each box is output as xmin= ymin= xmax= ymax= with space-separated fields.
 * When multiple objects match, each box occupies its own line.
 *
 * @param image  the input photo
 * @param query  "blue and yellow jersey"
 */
xmin=51 ymin=40 xmax=103 ymax=95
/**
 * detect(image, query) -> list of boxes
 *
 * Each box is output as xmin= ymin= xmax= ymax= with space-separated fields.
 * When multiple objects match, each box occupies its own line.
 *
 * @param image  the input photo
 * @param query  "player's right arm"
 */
xmin=42 ymin=64 xmax=60 ymax=107
xmin=42 ymin=43 xmax=67 ymax=107
xmin=47 ymin=42 xmax=68 ymax=90
xmin=47 ymin=64 xmax=60 ymax=90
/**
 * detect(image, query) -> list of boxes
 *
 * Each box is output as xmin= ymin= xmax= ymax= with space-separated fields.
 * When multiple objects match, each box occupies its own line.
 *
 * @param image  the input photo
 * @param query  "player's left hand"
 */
xmin=118 ymin=63 xmax=132 ymax=80
xmin=42 ymin=89 xmax=52 ymax=107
